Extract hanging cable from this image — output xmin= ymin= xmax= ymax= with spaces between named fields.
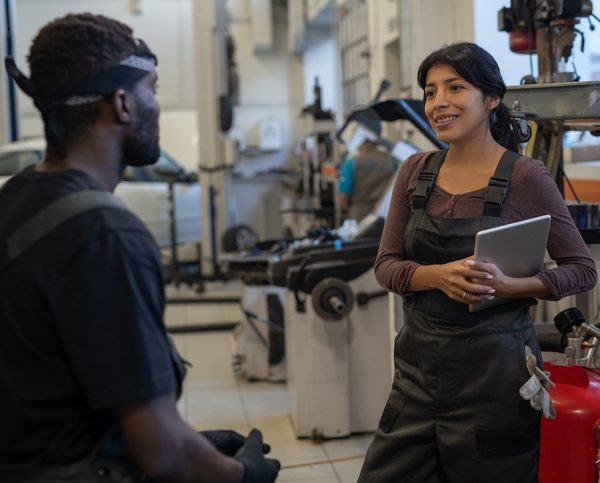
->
xmin=563 ymin=171 xmax=581 ymax=204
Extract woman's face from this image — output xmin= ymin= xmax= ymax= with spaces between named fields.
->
xmin=423 ymin=63 xmax=498 ymax=146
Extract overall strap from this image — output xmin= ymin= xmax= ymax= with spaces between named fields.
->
xmin=411 ymin=149 xmax=447 ymax=211
xmin=482 ymin=150 xmax=521 ymax=217
xmin=5 ymin=190 xmax=129 ymax=264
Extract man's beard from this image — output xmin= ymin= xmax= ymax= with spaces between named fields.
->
xmin=122 ymin=103 xmax=160 ymax=167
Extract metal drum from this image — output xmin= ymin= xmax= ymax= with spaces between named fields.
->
xmin=539 ymin=364 xmax=600 ymax=483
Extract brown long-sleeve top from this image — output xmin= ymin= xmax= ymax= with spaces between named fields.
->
xmin=374 ymin=151 xmax=597 ymax=300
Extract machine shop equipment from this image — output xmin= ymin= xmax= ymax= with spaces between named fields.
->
xmin=226 ymin=232 xmax=376 ymax=383
xmin=336 ymin=95 xmax=444 ymax=155
xmin=536 ymin=307 xmax=600 ymax=483
xmin=281 ymin=79 xmax=443 ymax=238
xmin=226 ymin=233 xmax=341 ymax=382
xmin=280 ymin=239 xmax=396 ymax=438
xmin=499 ymin=6 xmax=600 ymax=478
xmin=260 ymin=116 xmax=426 ymax=437
xmin=281 ymin=78 xmax=337 ymax=236
xmin=499 ymin=0 xmax=600 ymax=196
xmin=499 ymin=0 xmax=596 ymax=84
xmin=233 ymin=285 xmax=286 ymax=382
xmin=504 ymin=81 xmax=600 ymax=197
xmin=224 ymin=96 xmax=439 ymax=391
xmin=499 ymin=0 xmax=600 ymax=330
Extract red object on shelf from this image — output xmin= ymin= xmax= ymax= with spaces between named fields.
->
xmin=509 ymin=30 xmax=537 ymax=53
xmin=539 ymin=363 xmax=600 ymax=483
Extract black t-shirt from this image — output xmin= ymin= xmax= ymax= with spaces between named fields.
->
xmin=0 ymin=166 xmax=180 ymax=465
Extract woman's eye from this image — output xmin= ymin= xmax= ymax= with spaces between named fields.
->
xmin=450 ymin=84 xmax=463 ymax=92
xmin=424 ymin=90 xmax=435 ymax=98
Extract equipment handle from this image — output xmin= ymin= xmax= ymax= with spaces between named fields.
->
xmin=537 ymin=333 xmax=567 ymax=353
xmin=327 ymin=295 xmax=346 ymax=314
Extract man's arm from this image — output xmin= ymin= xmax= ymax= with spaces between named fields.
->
xmin=338 ymin=158 xmax=354 ymax=216
xmin=118 ymin=392 xmax=245 ymax=483
xmin=339 ymin=192 xmax=351 ymax=215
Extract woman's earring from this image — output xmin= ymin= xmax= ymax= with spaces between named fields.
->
xmin=490 ymin=109 xmax=498 ymax=125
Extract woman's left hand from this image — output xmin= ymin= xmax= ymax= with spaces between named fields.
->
xmin=466 ymin=259 xmax=514 ymax=298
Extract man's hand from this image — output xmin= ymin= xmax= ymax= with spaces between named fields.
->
xmin=234 ymin=429 xmax=280 ymax=483
xmin=200 ymin=430 xmax=270 ymax=457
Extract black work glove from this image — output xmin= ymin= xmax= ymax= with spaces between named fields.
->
xmin=234 ymin=428 xmax=280 ymax=483
xmin=200 ymin=430 xmax=271 ymax=457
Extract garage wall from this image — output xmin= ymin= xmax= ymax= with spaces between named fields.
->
xmin=302 ymin=26 xmax=340 ymax=116
xmin=12 ymin=0 xmax=196 ymax=139
xmin=366 ymin=0 xmax=402 ymax=100
xmin=8 ymin=0 xmax=304 ymax=176
xmin=405 ymin=0 xmax=475 ymax=98
xmin=226 ymin=0 xmax=305 ymax=178
xmin=352 ymin=0 xmax=474 ymax=149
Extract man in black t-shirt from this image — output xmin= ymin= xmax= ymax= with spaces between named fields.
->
xmin=0 ymin=13 xmax=279 ymax=483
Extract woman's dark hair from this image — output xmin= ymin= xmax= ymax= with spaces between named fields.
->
xmin=417 ymin=42 xmax=520 ymax=152
xmin=27 ymin=13 xmax=138 ymax=153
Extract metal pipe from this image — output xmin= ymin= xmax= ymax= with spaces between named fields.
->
xmin=583 ymin=323 xmax=600 ymax=339
xmin=3 ymin=0 xmax=18 ymax=140
xmin=328 ymin=295 xmax=346 ymax=314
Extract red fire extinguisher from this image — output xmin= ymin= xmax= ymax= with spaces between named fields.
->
xmin=538 ymin=308 xmax=600 ymax=483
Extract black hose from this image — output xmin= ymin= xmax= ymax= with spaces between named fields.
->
xmin=537 ymin=332 xmax=568 ymax=353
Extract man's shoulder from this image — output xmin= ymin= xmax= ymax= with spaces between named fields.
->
xmin=2 ymin=173 xmax=155 ymax=265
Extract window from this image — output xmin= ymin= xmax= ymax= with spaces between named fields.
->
xmin=0 ymin=150 xmax=42 ymax=176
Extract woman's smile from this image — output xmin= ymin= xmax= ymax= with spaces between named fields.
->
xmin=424 ymin=63 xmax=495 ymax=144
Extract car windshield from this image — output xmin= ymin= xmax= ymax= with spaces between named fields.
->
xmin=123 ymin=152 xmax=197 ymax=183
xmin=0 ymin=145 xmax=196 ymax=183
xmin=0 ymin=150 xmax=43 ymax=176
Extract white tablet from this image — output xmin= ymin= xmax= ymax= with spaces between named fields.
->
xmin=469 ymin=215 xmax=551 ymax=313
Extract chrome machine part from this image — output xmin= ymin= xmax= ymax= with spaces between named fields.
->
xmin=499 ymin=0 xmax=594 ymax=84
xmin=582 ymin=323 xmax=600 ymax=367
xmin=553 ymin=307 xmax=600 ymax=368
xmin=311 ymin=277 xmax=354 ymax=322
xmin=499 ymin=0 xmax=598 ymax=193
xmin=509 ymin=101 xmax=533 ymax=143
xmin=504 ymin=81 xmax=600 ymax=186
xmin=565 ymin=335 xmax=587 ymax=364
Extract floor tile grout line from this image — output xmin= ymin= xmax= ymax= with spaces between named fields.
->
xmin=281 ymin=453 xmax=365 ymax=469
xmin=167 ymin=304 xmax=365 ymax=481
xmin=320 ymin=443 xmax=342 ymax=482
xmin=229 ymin=332 xmax=253 ymax=432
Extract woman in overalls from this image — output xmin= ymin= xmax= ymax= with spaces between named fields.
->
xmin=358 ymin=43 xmax=597 ymax=483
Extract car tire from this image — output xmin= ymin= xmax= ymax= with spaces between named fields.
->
xmin=221 ymin=224 xmax=259 ymax=253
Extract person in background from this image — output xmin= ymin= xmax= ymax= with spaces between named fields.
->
xmin=358 ymin=42 xmax=596 ymax=483
xmin=338 ymin=137 xmax=397 ymax=221
xmin=0 ymin=13 xmax=279 ymax=483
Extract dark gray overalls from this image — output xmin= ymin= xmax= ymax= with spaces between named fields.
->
xmin=358 ymin=150 xmax=542 ymax=483
xmin=0 ymin=191 xmax=187 ymax=483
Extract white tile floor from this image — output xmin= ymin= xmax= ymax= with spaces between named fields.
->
xmin=167 ymin=283 xmax=373 ymax=483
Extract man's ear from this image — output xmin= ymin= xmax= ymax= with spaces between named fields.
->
xmin=112 ymin=89 xmax=133 ymax=124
